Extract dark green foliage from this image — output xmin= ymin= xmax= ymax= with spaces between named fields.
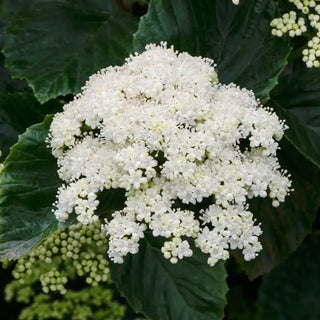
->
xmin=271 ymin=61 xmax=320 ymax=169
xmin=258 ymin=233 xmax=320 ymax=320
xmin=0 ymin=0 xmax=34 ymax=22
xmin=0 ymin=116 xmax=61 ymax=260
xmin=3 ymin=0 xmax=139 ymax=102
xmin=111 ymin=233 xmax=228 ymax=320
xmin=0 ymin=0 xmax=319 ymax=319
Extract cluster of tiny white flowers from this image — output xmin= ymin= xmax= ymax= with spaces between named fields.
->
xmin=232 ymin=0 xmax=240 ymax=5
xmin=270 ymin=0 xmax=320 ymax=68
xmin=48 ymin=43 xmax=291 ymax=267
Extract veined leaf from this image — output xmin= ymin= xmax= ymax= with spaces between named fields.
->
xmin=258 ymin=232 xmax=320 ymax=319
xmin=111 ymin=233 xmax=228 ymax=320
xmin=3 ymin=0 xmax=139 ymax=102
xmin=0 ymin=115 xmax=60 ymax=260
xmin=271 ymin=61 xmax=320 ymax=169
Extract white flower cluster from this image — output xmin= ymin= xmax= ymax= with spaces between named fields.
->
xmin=48 ymin=43 xmax=291 ymax=267
xmin=270 ymin=0 xmax=320 ymax=68
xmin=232 ymin=0 xmax=240 ymax=5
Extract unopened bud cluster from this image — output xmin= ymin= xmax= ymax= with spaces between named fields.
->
xmin=12 ymin=222 xmax=109 ymax=294
xmin=271 ymin=11 xmax=306 ymax=37
xmin=48 ymin=43 xmax=291 ymax=267
xmin=270 ymin=0 xmax=320 ymax=68
xmin=302 ymin=36 xmax=320 ymax=67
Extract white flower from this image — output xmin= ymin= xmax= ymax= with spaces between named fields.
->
xmin=161 ymin=238 xmax=193 ymax=264
xmin=48 ymin=43 xmax=291 ymax=266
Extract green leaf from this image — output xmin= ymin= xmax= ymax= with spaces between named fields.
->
xmin=0 ymin=92 xmax=48 ymax=160
xmin=234 ymin=139 xmax=320 ymax=279
xmin=0 ymin=115 xmax=61 ymax=261
xmin=3 ymin=0 xmax=139 ymax=102
xmin=110 ymin=233 xmax=228 ymax=320
xmin=271 ymin=61 xmax=320 ymax=169
xmin=258 ymin=232 xmax=320 ymax=319
xmin=133 ymin=0 xmax=290 ymax=100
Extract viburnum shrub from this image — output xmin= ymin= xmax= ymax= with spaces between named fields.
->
xmin=47 ymin=43 xmax=291 ymax=266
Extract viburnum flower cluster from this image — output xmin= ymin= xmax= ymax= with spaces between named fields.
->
xmin=48 ymin=43 xmax=291 ymax=267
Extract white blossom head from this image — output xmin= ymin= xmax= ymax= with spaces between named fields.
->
xmin=48 ymin=43 xmax=291 ymax=267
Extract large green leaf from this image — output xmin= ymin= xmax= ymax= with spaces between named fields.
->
xmin=110 ymin=233 xmax=228 ymax=320
xmin=234 ymin=139 xmax=320 ymax=279
xmin=271 ymin=61 xmax=320 ymax=169
xmin=258 ymin=232 xmax=320 ymax=320
xmin=0 ymin=115 xmax=61 ymax=260
xmin=133 ymin=0 xmax=290 ymax=100
xmin=3 ymin=0 xmax=139 ymax=102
